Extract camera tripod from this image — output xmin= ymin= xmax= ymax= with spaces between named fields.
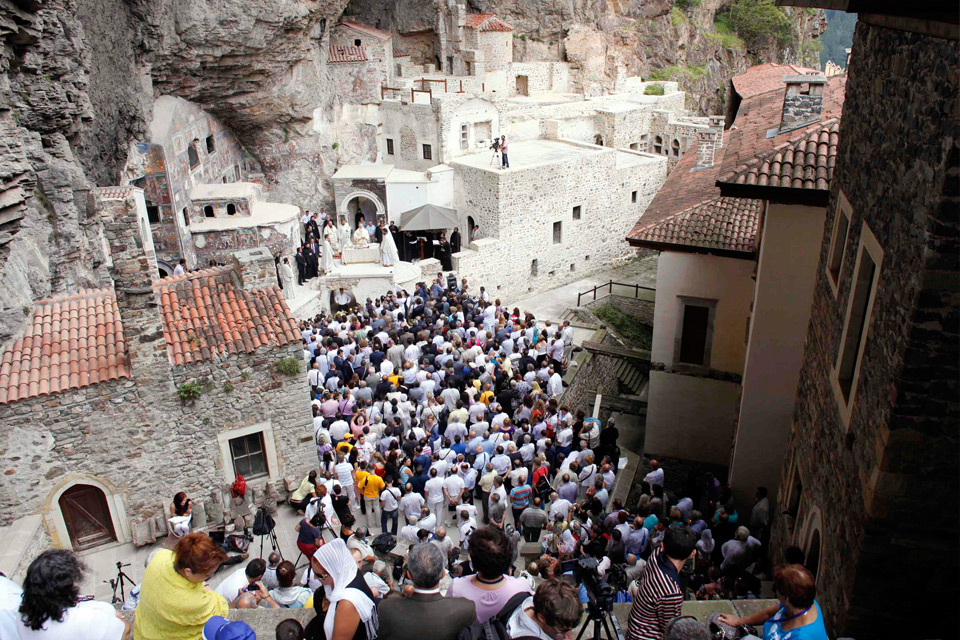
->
xmin=258 ymin=527 xmax=283 ymax=560
xmin=575 ymin=601 xmax=623 ymax=640
xmin=104 ymin=561 xmax=136 ymax=605
xmin=489 ymin=148 xmax=502 ymax=169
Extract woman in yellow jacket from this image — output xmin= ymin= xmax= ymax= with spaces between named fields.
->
xmin=133 ymin=533 xmax=229 ymax=640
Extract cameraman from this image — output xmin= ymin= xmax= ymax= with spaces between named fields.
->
xmin=625 ymin=526 xmax=697 ymax=640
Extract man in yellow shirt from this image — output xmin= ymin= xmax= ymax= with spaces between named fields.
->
xmin=358 ymin=461 xmax=385 ymax=528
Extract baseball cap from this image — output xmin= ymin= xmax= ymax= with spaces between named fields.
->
xmin=203 ymin=616 xmax=256 ymax=640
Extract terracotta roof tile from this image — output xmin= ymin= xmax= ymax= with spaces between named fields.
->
xmin=329 ymin=45 xmax=367 ymax=63
xmin=464 ymin=13 xmax=514 ymax=32
xmin=731 ymin=63 xmax=820 ymax=99
xmin=721 ymin=119 xmax=840 ymax=191
xmin=629 ymin=197 xmax=763 ymax=255
xmin=153 ymin=266 xmax=301 ymax=365
xmin=0 ymin=289 xmax=131 ymax=405
xmin=337 ymin=20 xmax=392 ymax=41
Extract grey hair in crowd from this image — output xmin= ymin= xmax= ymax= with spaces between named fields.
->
xmin=663 ymin=617 xmax=710 ymax=640
xmin=406 ymin=541 xmax=446 ymax=588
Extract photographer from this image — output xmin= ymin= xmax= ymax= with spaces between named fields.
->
xmin=214 ymin=558 xmax=268 ymax=602
xmin=169 ymin=492 xmax=192 ymax=538
xmin=625 ymin=526 xmax=697 ymax=640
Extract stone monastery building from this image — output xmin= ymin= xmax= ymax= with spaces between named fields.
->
xmin=0 ymin=190 xmax=313 ymax=551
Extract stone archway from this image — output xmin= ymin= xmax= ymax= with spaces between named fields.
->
xmin=43 ymin=474 xmax=131 ymax=550
xmin=338 ymin=190 xmax=385 ymax=230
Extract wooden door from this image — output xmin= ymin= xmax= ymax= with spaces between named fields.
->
xmin=516 ymin=75 xmax=529 ymax=96
xmin=59 ymin=485 xmax=116 ymax=550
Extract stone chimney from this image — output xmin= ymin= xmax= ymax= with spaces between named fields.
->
xmin=97 ymin=194 xmax=171 ymax=390
xmin=780 ymin=74 xmax=827 ymax=133
xmin=230 ymin=247 xmax=278 ymax=291
xmin=695 ymin=127 xmax=721 ymax=169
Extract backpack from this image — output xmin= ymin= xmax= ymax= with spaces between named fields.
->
xmin=371 ymin=532 xmax=397 ymax=554
xmin=455 ymin=591 xmax=533 ymax=640
xmin=252 ymin=507 xmax=275 ymax=536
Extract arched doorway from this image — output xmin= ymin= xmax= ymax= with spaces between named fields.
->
xmin=157 ymin=261 xmax=173 ymax=279
xmin=348 ymin=196 xmax=379 ymax=230
xmin=805 ymin=529 xmax=821 ymax=579
xmin=58 ymin=484 xmax=117 ymax=550
xmin=467 ymin=216 xmax=477 ymax=242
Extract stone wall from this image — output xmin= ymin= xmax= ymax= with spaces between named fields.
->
xmin=382 ymin=101 xmax=441 ymax=171
xmin=771 ymin=19 xmax=959 ymax=639
xmin=451 ymin=140 xmax=666 ymax=296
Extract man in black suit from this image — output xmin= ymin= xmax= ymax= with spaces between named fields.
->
xmin=450 ymin=226 xmax=461 ymax=254
xmin=378 ymin=542 xmax=476 ymax=640
xmin=295 ymin=247 xmax=306 ymax=285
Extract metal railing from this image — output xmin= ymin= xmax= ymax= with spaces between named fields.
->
xmin=577 ymin=280 xmax=655 ymax=307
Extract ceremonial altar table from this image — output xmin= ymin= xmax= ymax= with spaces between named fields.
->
xmin=342 ymin=243 xmax=380 ymax=264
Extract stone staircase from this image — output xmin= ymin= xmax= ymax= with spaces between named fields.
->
xmin=616 ymin=358 xmax=647 ymax=396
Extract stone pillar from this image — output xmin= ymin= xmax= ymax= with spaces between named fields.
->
xmin=231 ymin=247 xmax=278 ymax=291
xmin=98 ymin=195 xmax=172 ymax=391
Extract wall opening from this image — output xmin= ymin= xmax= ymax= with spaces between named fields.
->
xmin=147 ymin=205 xmax=160 ymax=224
xmin=347 ymin=195 xmax=380 ymax=229
xmin=422 ymin=144 xmax=432 ymax=160
xmin=515 ymin=75 xmax=529 ymax=96
xmin=188 ymin=142 xmax=200 ymax=169
xmin=227 ymin=203 xmax=237 ymax=216
xmin=229 ymin=432 xmax=269 ymax=479
xmin=553 ymin=221 xmax=562 ymax=244
xmin=206 ymin=135 xmax=216 ymax=153
xmin=182 ymin=208 xmax=189 ymax=227
xmin=671 ymin=138 xmax=681 ymax=157
xmin=386 ymin=138 xmax=395 ymax=155
xmin=805 ymin=529 xmax=821 ymax=579
xmin=632 ymin=191 xmax=638 ymax=203
xmin=531 ymin=259 xmax=538 ymax=276
xmin=58 ymin=484 xmax=117 ymax=551
xmin=654 ymin=135 xmax=663 ymax=154
xmin=572 ymin=205 xmax=581 ymax=220
xmin=203 ymin=205 xmax=214 ymax=218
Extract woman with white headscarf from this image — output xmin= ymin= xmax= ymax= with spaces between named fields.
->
xmin=309 ymin=538 xmax=378 ymax=640
xmin=696 ymin=528 xmax=715 ymax=557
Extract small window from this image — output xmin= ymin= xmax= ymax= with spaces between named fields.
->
xmin=146 ymin=205 xmax=160 ymax=224
xmin=203 ymin=205 xmax=214 ymax=218
xmin=833 ymin=224 xmax=883 ymax=412
xmin=675 ymin=299 xmax=716 ymax=367
xmin=531 ymin=259 xmax=538 ymax=276
xmin=187 ymin=143 xmax=200 ymax=169
xmin=206 ymin=135 xmax=215 ymax=153
xmin=227 ymin=203 xmax=236 ymax=215
xmin=671 ymin=138 xmax=681 ymax=157
xmin=553 ymin=221 xmax=562 ymax=244
xmin=640 ymin=134 xmax=649 ymax=151
xmin=422 ymin=144 xmax=432 ymax=160
xmin=396 ymin=64 xmax=403 ymax=77
xmin=654 ymin=135 xmax=663 ymax=154
xmin=460 ymin=123 xmax=469 ymax=150
xmin=386 ymin=138 xmax=395 ymax=155
xmin=181 ymin=208 xmax=189 ymax=227
xmin=229 ymin=432 xmax=268 ymax=478
xmin=629 ymin=142 xmax=639 ymax=151
xmin=570 ymin=263 xmax=575 ymax=272
xmin=354 ymin=38 xmax=361 ymax=47
xmin=827 ymin=191 xmax=852 ymax=292
xmin=631 ymin=191 xmax=638 ymax=203
xmin=572 ymin=205 xmax=581 ymax=221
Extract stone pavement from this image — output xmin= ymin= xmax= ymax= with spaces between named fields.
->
xmin=505 ymin=253 xmax=658 ymax=325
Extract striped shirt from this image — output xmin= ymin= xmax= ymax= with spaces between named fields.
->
xmin=509 ymin=484 xmax=533 ymax=509
xmin=626 ymin=550 xmax=683 ymax=640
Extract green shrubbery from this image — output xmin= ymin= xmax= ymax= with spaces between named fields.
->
xmin=722 ymin=0 xmax=793 ymax=49
xmin=644 ymin=84 xmax=665 ymax=96
xmin=649 ymin=65 xmax=707 ymax=82
xmin=276 ymin=357 xmax=301 ymax=377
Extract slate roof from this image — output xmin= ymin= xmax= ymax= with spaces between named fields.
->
xmin=329 ymin=45 xmax=367 ymax=63
xmin=731 ymin=63 xmax=820 ymax=99
xmin=464 ymin=14 xmax=514 ymax=32
xmin=721 ymin=119 xmax=840 ymax=191
xmin=337 ymin=21 xmax=392 ymax=41
xmin=154 ymin=267 xmax=301 ymax=366
xmin=0 ymin=289 xmax=131 ymax=404
xmin=629 ymin=197 xmax=763 ymax=256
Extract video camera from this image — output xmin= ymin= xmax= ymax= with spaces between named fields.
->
xmin=490 ymin=138 xmax=501 ymax=151
xmin=574 ymin=556 xmax=615 ymax=613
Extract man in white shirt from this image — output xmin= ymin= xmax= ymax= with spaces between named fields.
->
xmin=491 ymin=446 xmax=511 ymax=476
xmin=442 ymin=469 xmax=465 ymax=525
xmin=399 ymin=483 xmax=425 ymax=524
xmin=546 ymin=367 xmax=564 ymax=398
xmin=329 ymin=417 xmax=350 ymax=444
xmin=643 ymin=460 xmax=664 ymax=487
xmin=424 ymin=468 xmax=446 ymax=522
xmin=215 ymin=559 xmax=267 ymax=602
xmin=548 ymin=492 xmax=572 ymax=522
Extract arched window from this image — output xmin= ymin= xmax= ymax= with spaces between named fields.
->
xmin=671 ymin=138 xmax=681 ymax=157
xmin=182 ymin=207 xmax=189 ymax=227
xmin=227 ymin=203 xmax=236 ymax=215
xmin=204 ymin=205 xmax=214 ymax=218
xmin=187 ymin=142 xmax=200 ymax=169
xmin=654 ymin=135 xmax=663 ymax=154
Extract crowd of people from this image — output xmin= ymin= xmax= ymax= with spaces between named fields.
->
xmin=0 ymin=275 xmax=828 ymax=640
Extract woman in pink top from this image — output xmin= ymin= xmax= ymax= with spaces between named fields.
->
xmin=446 ymin=526 xmax=531 ymax=622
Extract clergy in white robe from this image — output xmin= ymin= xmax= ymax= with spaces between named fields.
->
xmin=380 ymin=225 xmax=399 ymax=266
xmin=280 ymin=259 xmax=296 ymax=300
xmin=352 ymin=224 xmax=371 ymax=247
xmin=339 ymin=219 xmax=352 ymax=254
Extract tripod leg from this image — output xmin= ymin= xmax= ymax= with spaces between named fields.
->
xmin=600 ymin=616 xmax=614 ymax=640
xmin=575 ymin=617 xmax=591 ymax=640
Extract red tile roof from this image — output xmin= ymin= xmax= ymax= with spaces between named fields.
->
xmin=721 ymin=119 xmax=840 ymax=191
xmin=97 ymin=186 xmax=140 ymax=200
xmin=154 ymin=267 xmax=301 ymax=366
xmin=730 ymin=63 xmax=820 ymax=99
xmin=464 ymin=14 xmax=514 ymax=32
xmin=0 ymin=289 xmax=131 ymax=404
xmin=337 ymin=21 xmax=392 ymax=41
xmin=629 ymin=196 xmax=763 ymax=256
xmin=329 ymin=45 xmax=367 ymax=63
